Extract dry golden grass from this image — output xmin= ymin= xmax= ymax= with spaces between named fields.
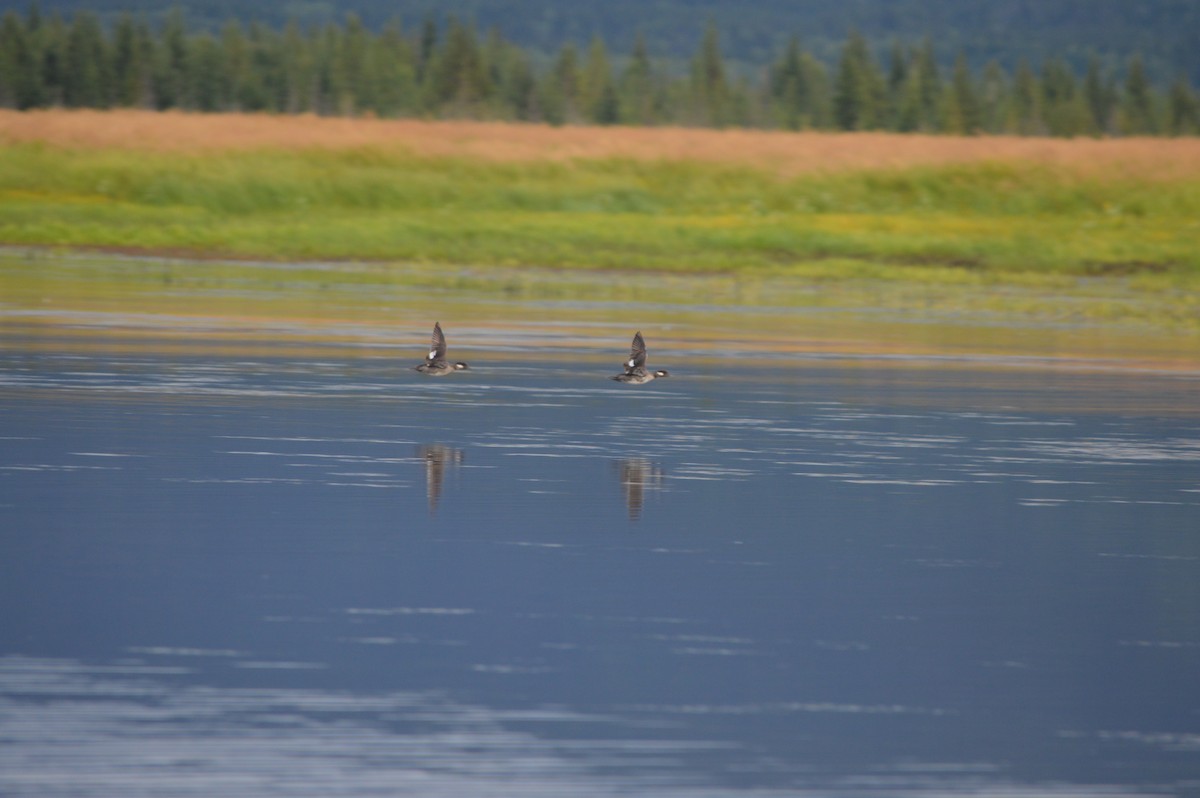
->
xmin=3 ymin=108 xmax=1200 ymax=179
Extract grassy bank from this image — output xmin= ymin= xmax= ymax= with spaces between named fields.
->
xmin=1 ymin=111 xmax=1198 ymax=282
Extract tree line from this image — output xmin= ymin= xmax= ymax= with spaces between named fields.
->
xmin=1 ymin=6 xmax=1197 ymax=136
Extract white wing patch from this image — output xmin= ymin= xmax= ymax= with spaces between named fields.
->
xmin=626 ymin=358 xmax=636 ymax=368
xmin=429 ymin=350 xmax=438 ymax=360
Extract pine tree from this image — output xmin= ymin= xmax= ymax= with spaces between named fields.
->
xmin=1120 ymin=55 xmax=1158 ymax=134
xmin=883 ymin=41 xmax=908 ymax=129
xmin=913 ymin=38 xmax=942 ymax=131
xmin=187 ymin=33 xmax=224 ymax=111
xmin=111 ymin=14 xmax=141 ymax=107
xmin=361 ymin=19 xmax=417 ymax=117
xmin=800 ymin=51 xmax=832 ymax=129
xmin=541 ymin=42 xmax=581 ymax=124
xmin=36 ymin=10 xmax=67 ymax=106
xmin=0 ymin=10 xmax=43 ymax=108
xmin=280 ymin=21 xmax=314 ymax=113
xmin=580 ymin=36 xmax=617 ymax=125
xmin=426 ymin=16 xmax=488 ymax=115
xmin=894 ymin=38 xmax=939 ymax=132
xmin=416 ymin=14 xmax=437 ymax=85
xmin=894 ymin=60 xmax=922 ymax=131
xmin=218 ymin=20 xmax=250 ymax=110
xmin=152 ymin=7 xmax=188 ymax=109
xmin=309 ymin=23 xmax=339 ymax=114
xmin=832 ymin=30 xmax=883 ymax=130
xmin=239 ymin=22 xmax=275 ymax=112
xmin=943 ymin=52 xmax=981 ymax=133
xmin=689 ymin=22 xmax=729 ymax=126
xmin=338 ymin=13 xmax=368 ymax=114
xmin=480 ymin=26 xmax=505 ymax=106
xmin=1040 ymin=58 xmax=1088 ymax=136
xmin=1009 ymin=60 xmax=1043 ymax=134
xmin=1083 ymin=55 xmax=1115 ymax=134
xmin=489 ymin=39 xmax=536 ymax=121
xmin=978 ymin=61 xmax=1008 ymax=133
xmin=62 ymin=9 xmax=109 ymax=108
xmin=770 ymin=36 xmax=811 ymax=129
xmin=619 ymin=32 xmax=656 ymax=125
xmin=1167 ymin=75 xmax=1200 ymax=135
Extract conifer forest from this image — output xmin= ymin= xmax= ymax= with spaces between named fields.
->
xmin=0 ymin=5 xmax=1197 ymax=136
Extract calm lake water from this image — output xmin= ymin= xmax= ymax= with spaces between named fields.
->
xmin=2 ymin=255 xmax=1199 ymax=796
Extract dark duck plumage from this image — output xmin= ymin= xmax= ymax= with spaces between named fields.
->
xmin=611 ymin=331 xmax=670 ymax=384
xmin=413 ymin=322 xmax=469 ymax=376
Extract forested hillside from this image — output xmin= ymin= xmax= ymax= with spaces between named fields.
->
xmin=21 ymin=0 xmax=1200 ymax=83
xmin=1 ymin=5 xmax=1197 ymax=135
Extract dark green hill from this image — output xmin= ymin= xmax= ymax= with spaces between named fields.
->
xmin=20 ymin=0 xmax=1200 ymax=82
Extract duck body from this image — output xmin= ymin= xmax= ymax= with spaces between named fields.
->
xmin=414 ymin=322 xmax=469 ymax=376
xmin=414 ymin=360 xmax=469 ymax=376
xmin=611 ymin=367 xmax=670 ymax=384
xmin=611 ymin=332 xmax=670 ymax=384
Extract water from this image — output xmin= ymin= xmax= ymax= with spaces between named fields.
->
xmin=2 ymin=264 xmax=1200 ymax=796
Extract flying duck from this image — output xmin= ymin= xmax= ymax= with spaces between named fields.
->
xmin=611 ymin=331 xmax=670 ymax=384
xmin=413 ymin=322 xmax=469 ymax=375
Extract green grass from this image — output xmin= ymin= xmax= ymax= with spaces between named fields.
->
xmin=1 ymin=142 xmax=1198 ymax=279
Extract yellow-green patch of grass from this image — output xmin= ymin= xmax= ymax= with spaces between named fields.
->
xmin=1 ymin=143 xmax=1199 ymax=278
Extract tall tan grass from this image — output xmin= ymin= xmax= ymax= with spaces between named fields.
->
xmin=3 ymin=109 xmax=1200 ymax=180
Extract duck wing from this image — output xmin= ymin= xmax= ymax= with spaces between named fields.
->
xmin=626 ymin=331 xmax=647 ymax=370
xmin=428 ymin=322 xmax=448 ymax=363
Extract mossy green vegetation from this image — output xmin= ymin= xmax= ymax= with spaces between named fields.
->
xmin=1 ymin=141 xmax=1198 ymax=287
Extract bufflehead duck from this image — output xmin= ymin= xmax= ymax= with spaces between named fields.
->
xmin=414 ymin=322 xmax=469 ymax=375
xmin=611 ymin=331 xmax=670 ymax=384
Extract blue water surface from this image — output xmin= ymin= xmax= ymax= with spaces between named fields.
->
xmin=2 ymin=344 xmax=1199 ymax=796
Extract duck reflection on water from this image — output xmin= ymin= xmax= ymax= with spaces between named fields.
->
xmin=416 ymin=444 xmax=464 ymax=514
xmin=615 ymin=458 xmax=665 ymax=521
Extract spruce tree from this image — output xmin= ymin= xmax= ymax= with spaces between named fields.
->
xmin=833 ymin=30 xmax=883 ymax=130
xmin=1010 ymin=60 xmax=1043 ymax=134
xmin=491 ymin=41 xmax=536 ymax=121
xmin=1040 ymin=58 xmax=1089 ymax=136
xmin=427 ymin=16 xmax=488 ymax=115
xmin=37 ymin=11 xmax=67 ymax=106
xmin=112 ymin=14 xmax=143 ymax=107
xmin=770 ymin=36 xmax=809 ymax=129
xmin=800 ymin=51 xmax=832 ymax=129
xmin=883 ymin=42 xmax=908 ymax=129
xmin=620 ymin=32 xmax=656 ymax=125
xmin=219 ymin=20 xmax=251 ymax=110
xmin=280 ymin=21 xmax=313 ymax=114
xmin=0 ymin=11 xmax=42 ymax=108
xmin=62 ymin=9 xmax=109 ymax=108
xmin=690 ymin=22 xmax=729 ymax=127
xmin=416 ymin=14 xmax=437 ymax=85
xmin=978 ymin=61 xmax=1008 ymax=133
xmin=187 ymin=33 xmax=223 ymax=111
xmin=544 ymin=42 xmax=580 ymax=124
xmin=1167 ymin=75 xmax=1200 ymax=135
xmin=1083 ymin=55 xmax=1115 ymax=134
xmin=1120 ymin=55 xmax=1158 ymax=134
xmin=152 ymin=7 xmax=188 ymax=109
xmin=944 ymin=52 xmax=981 ymax=133
xmin=363 ymin=19 xmax=417 ymax=117
xmin=240 ymin=22 xmax=274 ymax=112
xmin=913 ymin=38 xmax=942 ymax=131
xmin=580 ymin=36 xmax=617 ymax=125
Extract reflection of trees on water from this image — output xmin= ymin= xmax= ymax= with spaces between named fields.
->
xmin=615 ymin=459 xmax=664 ymax=521
xmin=417 ymin=444 xmax=464 ymax=515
